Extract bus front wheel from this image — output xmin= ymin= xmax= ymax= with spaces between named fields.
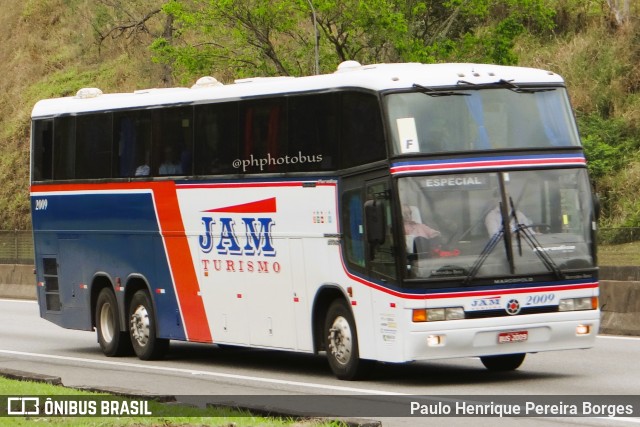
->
xmin=95 ymin=288 xmax=132 ymax=356
xmin=480 ymin=353 xmax=526 ymax=371
xmin=128 ymin=290 xmax=169 ymax=360
xmin=324 ymin=299 xmax=373 ymax=380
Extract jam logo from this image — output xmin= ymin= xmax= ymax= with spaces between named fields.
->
xmin=469 ymin=296 xmax=502 ymax=311
xmin=198 ymin=198 xmax=277 ymax=257
xmin=198 ymin=197 xmax=280 ymax=276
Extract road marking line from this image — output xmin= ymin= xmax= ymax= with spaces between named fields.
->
xmin=0 ymin=299 xmax=37 ymax=304
xmin=597 ymin=335 xmax=640 ymax=341
xmin=0 ymin=348 xmax=406 ymax=396
xmin=1 ymin=349 xmax=640 ymax=424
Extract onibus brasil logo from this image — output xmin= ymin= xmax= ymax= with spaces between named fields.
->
xmin=198 ymin=197 xmax=280 ymax=275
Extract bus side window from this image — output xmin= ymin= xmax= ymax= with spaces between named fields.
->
xmin=157 ymin=107 xmax=192 ymax=176
xmin=116 ymin=115 xmax=137 ymax=177
xmin=53 ymin=116 xmax=76 ymax=180
xmin=194 ymin=103 xmax=239 ymax=175
xmin=288 ymin=93 xmax=338 ymax=171
xmin=32 ymin=119 xmax=53 ymax=181
xmin=340 ymin=92 xmax=385 ymax=169
xmin=342 ymin=190 xmax=365 ymax=269
xmin=240 ymin=99 xmax=285 ymax=172
xmin=365 ymin=181 xmax=397 ymax=281
xmin=76 ymin=113 xmax=113 ymax=179
xmin=116 ymin=112 xmax=152 ymax=178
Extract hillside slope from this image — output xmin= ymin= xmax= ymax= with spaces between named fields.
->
xmin=1 ymin=1 xmax=639 ymax=231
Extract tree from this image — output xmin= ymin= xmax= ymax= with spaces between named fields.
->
xmin=607 ymin=0 xmax=632 ymax=26
xmin=152 ymin=0 xmax=313 ymax=80
xmin=151 ymin=0 xmax=557 ymax=82
xmin=94 ymin=0 xmax=175 ymax=85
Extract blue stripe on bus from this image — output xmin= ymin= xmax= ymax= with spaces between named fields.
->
xmin=31 ymin=192 xmax=187 ymax=340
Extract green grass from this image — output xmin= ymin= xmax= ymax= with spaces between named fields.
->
xmin=0 ymin=377 xmax=340 ymax=427
xmin=598 ymin=242 xmax=640 ymax=267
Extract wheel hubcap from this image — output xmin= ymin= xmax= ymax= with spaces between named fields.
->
xmin=130 ymin=305 xmax=150 ymax=347
xmin=328 ymin=315 xmax=352 ymax=365
xmin=99 ymin=302 xmax=114 ymax=343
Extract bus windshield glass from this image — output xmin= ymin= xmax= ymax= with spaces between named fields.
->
xmin=387 ymin=87 xmax=580 ymax=154
xmin=398 ymin=169 xmax=594 ymax=282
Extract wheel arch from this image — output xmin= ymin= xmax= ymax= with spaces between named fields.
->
xmin=123 ymin=274 xmax=155 ymax=328
xmin=311 ymin=284 xmax=350 ymax=354
xmin=90 ymin=273 xmax=115 ymax=330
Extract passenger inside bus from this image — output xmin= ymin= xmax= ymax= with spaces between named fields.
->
xmin=484 ymin=204 xmax=534 ymax=237
xmin=134 ymin=148 xmax=151 ymax=176
xmin=159 ymin=146 xmax=182 ymax=175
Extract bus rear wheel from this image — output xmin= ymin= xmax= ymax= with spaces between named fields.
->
xmin=480 ymin=353 xmax=526 ymax=371
xmin=324 ymin=299 xmax=373 ymax=380
xmin=128 ymin=290 xmax=169 ymax=360
xmin=95 ymin=288 xmax=132 ymax=356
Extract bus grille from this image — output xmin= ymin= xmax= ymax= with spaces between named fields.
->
xmin=465 ymin=305 xmax=558 ymax=319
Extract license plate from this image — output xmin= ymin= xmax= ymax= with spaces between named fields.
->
xmin=498 ymin=331 xmax=528 ymax=344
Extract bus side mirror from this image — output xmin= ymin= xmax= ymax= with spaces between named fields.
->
xmin=364 ymin=199 xmax=386 ymax=246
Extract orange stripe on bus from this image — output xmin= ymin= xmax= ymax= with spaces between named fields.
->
xmin=153 ymin=182 xmax=212 ymax=343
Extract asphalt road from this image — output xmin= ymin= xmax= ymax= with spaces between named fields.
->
xmin=1 ymin=298 xmax=639 ymax=426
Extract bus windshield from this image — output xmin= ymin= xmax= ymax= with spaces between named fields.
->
xmin=386 ymin=87 xmax=580 ymax=154
xmin=398 ymin=169 xmax=594 ymax=282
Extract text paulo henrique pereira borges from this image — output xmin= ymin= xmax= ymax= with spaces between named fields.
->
xmin=409 ymin=400 xmax=635 ymax=417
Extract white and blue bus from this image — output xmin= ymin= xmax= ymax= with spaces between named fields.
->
xmin=30 ymin=62 xmax=599 ymax=380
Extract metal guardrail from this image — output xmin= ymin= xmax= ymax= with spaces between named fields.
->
xmin=1 ymin=228 xmax=639 ymax=265
xmin=0 ymin=230 xmax=34 ymax=265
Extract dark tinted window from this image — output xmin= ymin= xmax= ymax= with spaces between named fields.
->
xmin=76 ymin=113 xmax=113 ymax=179
xmin=340 ymin=92 xmax=386 ymax=169
xmin=194 ymin=102 xmax=239 ymax=175
xmin=114 ymin=110 xmax=152 ymax=178
xmin=53 ymin=116 xmax=76 ymax=180
xmin=288 ymin=93 xmax=338 ymax=171
xmin=32 ymin=90 xmax=388 ymax=181
xmin=156 ymin=107 xmax=193 ymax=176
xmin=32 ymin=119 xmax=53 ymax=181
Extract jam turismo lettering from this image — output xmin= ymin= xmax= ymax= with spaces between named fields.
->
xmin=199 ymin=217 xmax=276 ymax=256
xmin=198 ymin=215 xmax=280 ymax=276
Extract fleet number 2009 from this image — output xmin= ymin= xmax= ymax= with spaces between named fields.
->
xmin=34 ymin=199 xmax=48 ymax=210
xmin=526 ymin=293 xmax=555 ymax=305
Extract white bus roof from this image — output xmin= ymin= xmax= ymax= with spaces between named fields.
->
xmin=31 ymin=62 xmax=564 ymax=118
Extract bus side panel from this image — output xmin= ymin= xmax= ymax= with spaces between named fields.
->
xmin=31 ymin=191 xmax=187 ymax=341
xmin=176 ymin=181 xmax=339 ymax=351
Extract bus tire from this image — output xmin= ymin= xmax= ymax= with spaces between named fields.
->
xmin=95 ymin=288 xmax=132 ymax=357
xmin=480 ymin=353 xmax=526 ymax=371
xmin=128 ymin=289 xmax=169 ymax=360
xmin=324 ymin=299 xmax=373 ymax=380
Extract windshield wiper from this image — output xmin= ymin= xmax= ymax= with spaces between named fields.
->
xmin=464 ymin=230 xmax=503 ymax=285
xmin=505 ymin=196 xmax=563 ymax=279
xmin=497 ymin=79 xmax=557 ymax=94
xmin=512 ymin=222 xmax=564 ymax=280
xmin=464 ymin=196 xmax=564 ymax=284
xmin=457 ymin=79 xmax=556 ymax=94
xmin=412 ymin=83 xmax=471 ymax=97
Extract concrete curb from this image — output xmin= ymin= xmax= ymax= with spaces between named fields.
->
xmin=0 ymin=265 xmax=36 ymax=300
xmin=599 ymin=280 xmax=640 ymax=336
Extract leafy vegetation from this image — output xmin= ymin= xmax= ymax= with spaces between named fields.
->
xmin=2 ymin=0 xmax=640 ymax=233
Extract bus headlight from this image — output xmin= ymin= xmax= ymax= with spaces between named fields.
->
xmin=559 ymin=297 xmax=598 ymax=312
xmin=412 ymin=307 xmax=465 ymax=322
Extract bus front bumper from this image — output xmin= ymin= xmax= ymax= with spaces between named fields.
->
xmin=404 ymin=310 xmax=600 ymax=362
